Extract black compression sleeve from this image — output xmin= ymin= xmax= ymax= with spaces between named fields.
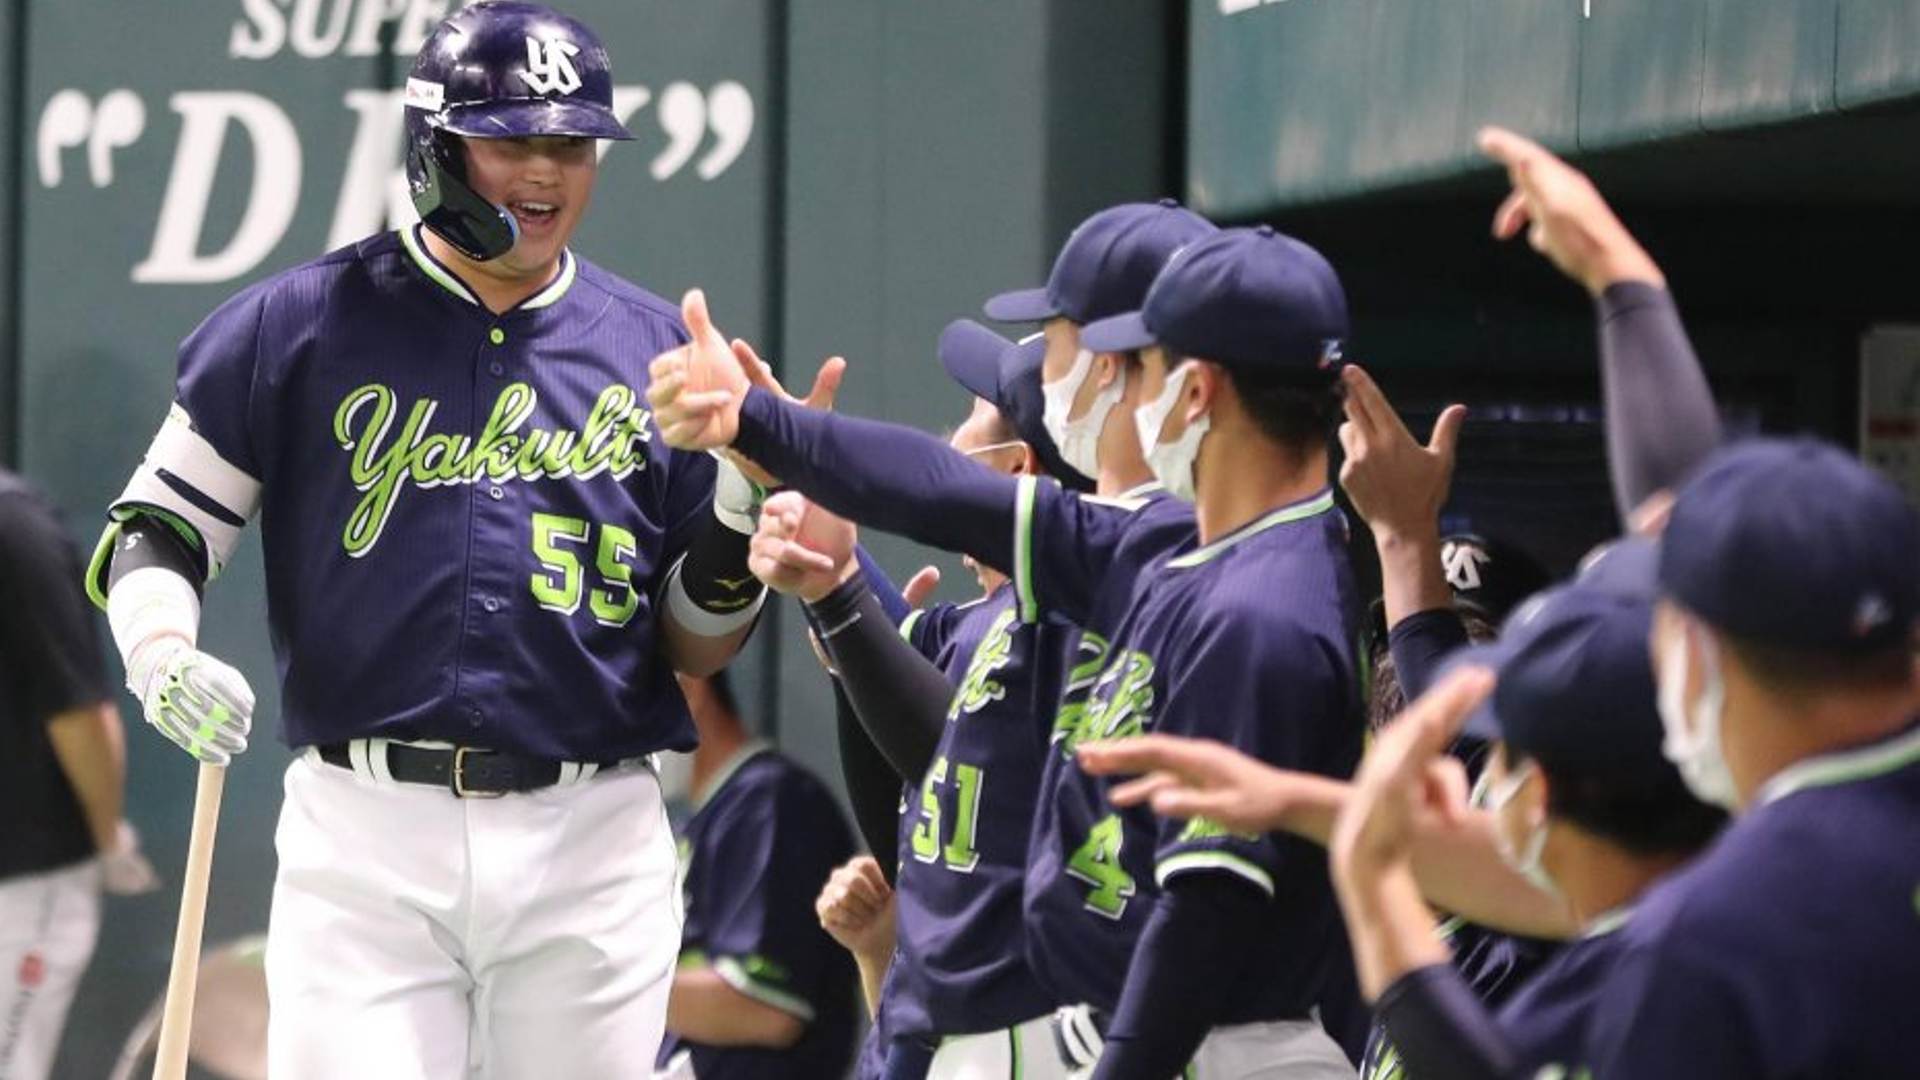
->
xmin=834 ymin=679 xmax=903 ymax=883
xmin=1375 ymin=964 xmax=1524 ymax=1080
xmin=1598 ymin=283 xmax=1722 ymax=525
xmin=1387 ymin=607 xmax=1471 ymax=702
xmin=674 ymin=513 xmax=765 ymax=618
xmin=1095 ymin=876 xmax=1269 ymax=1080
xmin=807 ymin=571 xmax=949 ymax=782
xmin=107 ymin=517 xmax=204 ymax=595
xmin=733 ymin=388 xmax=1020 ymax=572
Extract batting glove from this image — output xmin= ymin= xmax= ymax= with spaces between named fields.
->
xmin=134 ymin=642 xmax=254 ymax=766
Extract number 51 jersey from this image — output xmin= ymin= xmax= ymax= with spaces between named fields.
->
xmin=93 ymin=226 xmax=715 ymax=761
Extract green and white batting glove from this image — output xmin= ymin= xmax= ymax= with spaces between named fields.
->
xmin=711 ymin=450 xmax=774 ymax=534
xmin=131 ymin=641 xmax=254 ymax=766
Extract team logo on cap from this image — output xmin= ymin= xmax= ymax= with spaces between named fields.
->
xmin=520 ymin=36 xmax=583 ymax=96
xmin=1318 ymin=339 xmax=1345 ymax=369
xmin=1442 ymin=540 xmax=1490 ymax=592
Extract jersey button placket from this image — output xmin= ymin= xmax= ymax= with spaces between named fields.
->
xmin=463 ymin=321 xmax=516 ymax=742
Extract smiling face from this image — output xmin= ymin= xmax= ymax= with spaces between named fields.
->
xmin=457 ymin=134 xmax=599 ymax=280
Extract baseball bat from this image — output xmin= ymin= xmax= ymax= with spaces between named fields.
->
xmin=152 ymin=761 xmax=227 ymax=1080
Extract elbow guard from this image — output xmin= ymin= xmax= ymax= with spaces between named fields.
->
xmin=87 ymin=405 xmax=260 ymax=608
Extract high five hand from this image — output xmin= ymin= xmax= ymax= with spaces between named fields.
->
xmin=648 ymin=289 xmax=750 ymax=450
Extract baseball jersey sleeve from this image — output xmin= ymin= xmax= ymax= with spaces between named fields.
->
xmin=1010 ymin=476 xmax=1147 ymax=626
xmin=93 ymin=286 xmax=271 ymax=599
xmin=1584 ymin=938 xmax=1761 ymax=1078
xmin=1151 ymin=613 xmax=1346 ymax=897
xmin=697 ymin=776 xmax=852 ymax=1024
xmin=900 ymin=600 xmax=964 ymax=662
xmin=0 ymin=492 xmax=110 ymax=725
xmin=657 ymin=447 xmax=719 ymax=572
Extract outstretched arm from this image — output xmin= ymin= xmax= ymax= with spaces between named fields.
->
xmin=1478 ymin=126 xmax=1721 ymax=526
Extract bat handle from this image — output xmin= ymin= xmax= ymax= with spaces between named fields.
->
xmin=152 ymin=761 xmax=227 ymax=1080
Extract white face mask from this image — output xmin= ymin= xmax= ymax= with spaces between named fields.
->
xmin=654 ymin=749 xmax=694 ymax=806
xmin=1655 ymin=624 xmax=1739 ymax=810
xmin=1133 ymin=361 xmax=1209 ymax=502
xmin=1041 ymin=348 xmax=1123 ymax=480
xmin=1487 ymin=762 xmax=1560 ymax=897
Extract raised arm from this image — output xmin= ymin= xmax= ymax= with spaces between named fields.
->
xmin=1478 ymin=126 xmax=1722 ymax=526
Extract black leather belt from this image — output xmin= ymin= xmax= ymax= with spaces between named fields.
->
xmin=317 ymin=742 xmax=609 ymax=798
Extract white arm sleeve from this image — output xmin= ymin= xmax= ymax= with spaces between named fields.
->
xmin=109 ymin=404 xmax=262 ymax=579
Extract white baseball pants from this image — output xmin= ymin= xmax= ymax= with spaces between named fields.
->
xmin=0 ymin=860 xmax=100 ymax=1080
xmin=266 ymin=751 xmax=681 ymax=1079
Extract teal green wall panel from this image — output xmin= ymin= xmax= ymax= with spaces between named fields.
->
xmin=1188 ymin=0 xmax=1367 ymax=214
xmin=1578 ymin=0 xmax=1708 ymax=148
xmin=1351 ymin=0 xmax=1472 ymax=186
xmin=1702 ymin=0 xmax=1837 ymax=128
xmin=1838 ymin=0 xmax=1920 ymax=106
xmin=1464 ymin=0 xmax=1582 ymax=151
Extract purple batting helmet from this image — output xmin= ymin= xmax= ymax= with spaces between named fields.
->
xmin=404 ymin=2 xmax=633 ymax=261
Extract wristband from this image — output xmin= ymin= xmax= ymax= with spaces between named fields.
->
xmin=711 ymin=451 xmax=772 ymax=535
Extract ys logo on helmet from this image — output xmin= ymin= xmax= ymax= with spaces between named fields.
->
xmin=520 ymin=36 xmax=582 ymax=96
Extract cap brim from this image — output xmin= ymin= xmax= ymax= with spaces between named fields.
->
xmin=1575 ymin=536 xmax=1658 ymax=599
xmin=446 ymin=99 xmax=635 ymax=141
xmin=938 ymin=320 xmax=1013 ymax=403
xmin=983 ymin=287 xmax=1060 ymax=323
xmin=1080 ymin=311 xmax=1156 ymax=354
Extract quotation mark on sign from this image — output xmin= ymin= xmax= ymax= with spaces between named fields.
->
xmin=38 ymin=89 xmax=147 ymax=187
xmin=649 ymin=81 xmax=754 ymax=181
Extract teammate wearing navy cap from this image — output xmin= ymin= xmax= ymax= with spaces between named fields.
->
xmin=89 ymin=3 xmax=782 ymax=1073
xmin=986 ymin=200 xmax=1216 ymax=498
xmin=656 ymin=672 xmax=858 ymax=1080
xmin=753 ymin=324 xmax=1082 ymax=1078
xmin=1320 ymin=565 xmax=1725 ymax=1080
xmin=650 ymin=222 xmax=1362 ymax=1077
xmin=1582 ymin=438 xmax=1920 ymax=1078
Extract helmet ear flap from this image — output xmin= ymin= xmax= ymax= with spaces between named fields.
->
xmin=407 ymin=125 xmax=518 ymax=262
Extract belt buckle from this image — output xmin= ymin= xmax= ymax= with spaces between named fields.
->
xmin=451 ymin=746 xmax=505 ymax=799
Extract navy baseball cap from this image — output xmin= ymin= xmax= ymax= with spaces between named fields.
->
xmin=1079 ymin=225 xmax=1349 ymax=376
xmin=1452 ymin=579 xmax=1671 ymax=781
xmin=983 ymin=200 xmax=1217 ymax=326
xmin=1658 ymin=438 xmax=1919 ymax=654
xmin=937 ymin=319 xmax=1095 ymax=492
xmin=1441 ymin=533 xmax=1553 ymax=625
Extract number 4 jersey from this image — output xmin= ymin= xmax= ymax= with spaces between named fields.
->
xmin=1012 ymin=476 xmax=1364 ymax=1020
xmin=92 ymin=226 xmax=713 ymax=761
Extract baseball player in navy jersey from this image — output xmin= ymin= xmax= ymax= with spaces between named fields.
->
xmin=655 ymin=672 xmax=858 ymax=1080
xmin=648 ymin=223 xmax=1366 ymax=1077
xmin=88 ymin=4 xmax=783 ymax=1075
xmin=752 ymin=322 xmax=1085 ymax=1079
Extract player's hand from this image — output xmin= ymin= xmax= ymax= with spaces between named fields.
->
xmin=901 ymin=566 xmax=941 ymax=608
xmin=751 ymin=492 xmax=856 ymax=603
xmin=1079 ymin=734 xmax=1311 ymax=835
xmin=815 ymin=856 xmax=895 ymax=960
xmin=134 ymin=641 xmax=254 ymax=766
xmin=1331 ymin=667 xmax=1492 ymax=890
xmin=1337 ymin=366 xmax=1465 ymax=545
xmin=1478 ymin=126 xmax=1664 ymax=296
xmin=720 ymin=339 xmax=848 ymax=488
xmin=648 ymin=289 xmax=749 ymax=451
xmin=100 ymin=819 xmax=161 ymax=895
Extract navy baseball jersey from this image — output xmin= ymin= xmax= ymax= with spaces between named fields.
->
xmin=94 ymin=226 xmax=713 ymax=760
xmin=1359 ymin=918 xmax=1562 ymax=1078
xmin=1584 ymin=724 xmax=1920 ymax=1079
xmin=1013 ymin=477 xmax=1363 ymax=1018
xmin=886 ymin=584 xmax=1072 ymax=1039
xmin=658 ymin=746 xmax=860 ymax=1080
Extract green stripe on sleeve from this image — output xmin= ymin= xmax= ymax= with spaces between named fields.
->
xmin=1013 ymin=475 xmax=1039 ymax=623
